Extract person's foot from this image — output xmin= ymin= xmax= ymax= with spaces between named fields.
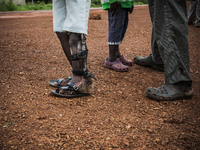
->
xmin=119 ymin=55 xmax=133 ymax=66
xmin=134 ymin=54 xmax=164 ymax=71
xmin=51 ymin=75 xmax=94 ymax=98
xmin=104 ymin=58 xmax=128 ymax=72
xmin=70 ymin=75 xmax=93 ymax=93
xmin=49 ymin=77 xmax=72 ymax=88
xmin=146 ymin=82 xmax=193 ymax=101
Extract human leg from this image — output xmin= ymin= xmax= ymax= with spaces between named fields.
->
xmin=148 ymin=0 xmax=163 ymax=64
xmin=69 ymin=33 xmax=93 ymax=87
xmin=52 ymin=33 xmax=96 ymax=97
xmin=107 ymin=8 xmax=123 ymax=62
xmin=146 ymin=0 xmax=193 ymax=101
xmin=134 ymin=24 xmax=164 ymax=71
xmin=104 ymin=8 xmax=129 ymax=71
xmin=105 ymin=8 xmax=132 ymax=71
xmin=51 ymin=0 xmax=72 ymax=87
xmin=134 ymin=0 xmax=164 ymax=71
xmin=53 ymin=0 xmax=71 ymax=62
xmin=56 ymin=32 xmax=71 ymax=66
xmin=116 ymin=8 xmax=133 ymax=66
xmin=51 ymin=0 xmax=96 ymax=98
xmin=108 ymin=8 xmax=130 ymax=60
xmin=115 ymin=8 xmax=129 ymax=58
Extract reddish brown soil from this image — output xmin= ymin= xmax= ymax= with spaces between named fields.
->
xmin=0 ymin=6 xmax=200 ymax=149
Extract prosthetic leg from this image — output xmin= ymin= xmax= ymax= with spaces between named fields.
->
xmin=51 ymin=33 xmax=96 ymax=98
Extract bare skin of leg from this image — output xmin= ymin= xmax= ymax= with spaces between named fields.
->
xmin=56 ymin=32 xmax=72 ymax=66
xmin=108 ymin=45 xmax=133 ymax=66
xmin=108 ymin=45 xmax=119 ymax=62
xmin=54 ymin=32 xmax=72 ymax=86
xmin=115 ymin=45 xmax=122 ymax=58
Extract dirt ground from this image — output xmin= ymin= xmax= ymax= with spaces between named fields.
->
xmin=0 ymin=5 xmax=200 ymax=150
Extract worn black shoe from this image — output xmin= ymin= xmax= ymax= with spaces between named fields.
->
xmin=134 ymin=54 xmax=164 ymax=72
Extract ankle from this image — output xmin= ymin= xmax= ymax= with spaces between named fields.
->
xmin=71 ymin=75 xmax=82 ymax=82
xmin=108 ymin=57 xmax=117 ymax=62
xmin=116 ymin=54 xmax=121 ymax=58
xmin=173 ymin=81 xmax=192 ymax=92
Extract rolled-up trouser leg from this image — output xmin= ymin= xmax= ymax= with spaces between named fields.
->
xmin=120 ymin=9 xmax=129 ymax=42
xmin=115 ymin=9 xmax=129 ymax=57
xmin=56 ymin=32 xmax=72 ymax=66
xmin=108 ymin=8 xmax=128 ymax=45
xmin=188 ymin=0 xmax=197 ymax=23
xmin=149 ymin=0 xmax=192 ymax=85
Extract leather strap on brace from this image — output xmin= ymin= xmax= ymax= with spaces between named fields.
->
xmin=71 ymin=49 xmax=88 ymax=60
xmin=72 ymin=70 xmax=85 ymax=76
xmin=72 ymin=69 xmax=97 ymax=80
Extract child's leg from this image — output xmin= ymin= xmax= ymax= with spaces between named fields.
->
xmin=104 ymin=8 xmax=129 ymax=72
xmin=108 ymin=8 xmax=125 ymax=62
xmin=120 ymin=9 xmax=129 ymax=44
xmin=108 ymin=45 xmax=118 ymax=62
xmin=115 ymin=9 xmax=129 ymax=58
xmin=116 ymin=9 xmax=133 ymax=66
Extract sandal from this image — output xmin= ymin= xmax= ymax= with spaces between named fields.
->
xmin=119 ymin=55 xmax=133 ymax=66
xmin=51 ymin=81 xmax=92 ymax=98
xmin=104 ymin=58 xmax=128 ymax=72
xmin=49 ymin=77 xmax=72 ymax=88
xmin=146 ymin=84 xmax=194 ymax=101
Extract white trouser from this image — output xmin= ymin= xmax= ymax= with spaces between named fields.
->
xmin=53 ymin=0 xmax=91 ymax=35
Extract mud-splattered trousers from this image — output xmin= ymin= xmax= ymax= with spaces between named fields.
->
xmin=188 ymin=0 xmax=200 ymax=25
xmin=148 ymin=0 xmax=192 ymax=85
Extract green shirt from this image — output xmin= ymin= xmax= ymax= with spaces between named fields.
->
xmin=101 ymin=0 xmax=134 ymax=10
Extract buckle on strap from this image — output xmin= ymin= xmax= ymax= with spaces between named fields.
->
xmin=67 ymin=82 xmax=79 ymax=91
xmin=71 ymin=50 xmax=88 ymax=60
xmin=84 ymin=70 xmax=97 ymax=80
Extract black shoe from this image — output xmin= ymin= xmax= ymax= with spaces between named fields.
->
xmin=134 ymin=54 xmax=164 ymax=71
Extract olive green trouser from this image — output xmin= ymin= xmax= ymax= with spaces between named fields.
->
xmin=149 ymin=0 xmax=192 ymax=85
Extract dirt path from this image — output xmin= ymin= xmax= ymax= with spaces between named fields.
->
xmin=0 ymin=6 xmax=200 ymax=149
